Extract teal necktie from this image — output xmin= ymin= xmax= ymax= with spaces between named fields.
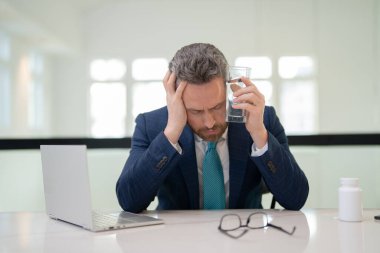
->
xmin=203 ymin=142 xmax=226 ymax=209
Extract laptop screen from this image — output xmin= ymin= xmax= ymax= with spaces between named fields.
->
xmin=41 ymin=145 xmax=93 ymax=229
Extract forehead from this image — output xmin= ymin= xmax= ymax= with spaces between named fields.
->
xmin=182 ymin=77 xmax=225 ymax=109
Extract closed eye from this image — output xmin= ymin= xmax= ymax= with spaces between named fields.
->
xmin=211 ymin=102 xmax=225 ymax=111
xmin=187 ymin=102 xmax=224 ymax=115
xmin=188 ymin=109 xmax=202 ymax=115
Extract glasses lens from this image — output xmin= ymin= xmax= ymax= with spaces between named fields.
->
xmin=247 ymin=212 xmax=268 ymax=228
xmin=220 ymin=214 xmax=241 ymax=231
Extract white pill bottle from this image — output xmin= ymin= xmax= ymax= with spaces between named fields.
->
xmin=338 ymin=178 xmax=363 ymax=222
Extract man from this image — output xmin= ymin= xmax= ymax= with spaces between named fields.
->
xmin=116 ymin=43 xmax=309 ymax=213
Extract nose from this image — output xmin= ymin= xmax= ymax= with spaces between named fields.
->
xmin=203 ymin=111 xmax=215 ymax=129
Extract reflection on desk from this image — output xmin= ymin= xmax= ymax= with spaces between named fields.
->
xmin=116 ymin=209 xmax=309 ymax=253
xmin=0 ymin=209 xmax=379 ymax=253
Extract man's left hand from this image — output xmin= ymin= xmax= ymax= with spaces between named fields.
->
xmin=231 ymin=76 xmax=268 ymax=148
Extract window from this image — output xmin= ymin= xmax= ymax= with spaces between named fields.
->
xmin=28 ymin=52 xmax=44 ymax=129
xmin=0 ymin=31 xmax=11 ymax=127
xmin=235 ymin=57 xmax=273 ymax=105
xmin=90 ymin=82 xmax=126 ymax=137
xmin=132 ymin=58 xmax=168 ymax=81
xmin=279 ymin=56 xmax=314 ymax=79
xmin=0 ymin=65 xmax=11 ymax=127
xmin=130 ymin=58 xmax=167 ymax=117
xmin=278 ymin=56 xmax=317 ymax=134
xmin=90 ymin=59 xmax=126 ymax=81
xmin=280 ymin=80 xmax=316 ymax=133
xmin=235 ymin=56 xmax=272 ymax=79
xmin=132 ymin=82 xmax=166 ymax=119
xmin=235 ymin=55 xmax=317 ymax=134
xmin=0 ymin=31 xmax=10 ymax=61
xmin=89 ymin=59 xmax=127 ymax=137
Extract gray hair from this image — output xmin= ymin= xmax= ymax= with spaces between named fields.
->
xmin=169 ymin=43 xmax=228 ymax=85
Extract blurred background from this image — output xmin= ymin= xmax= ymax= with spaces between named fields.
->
xmin=0 ymin=0 xmax=379 ymax=212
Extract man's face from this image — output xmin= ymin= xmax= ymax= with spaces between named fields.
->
xmin=182 ymin=77 xmax=228 ymax=142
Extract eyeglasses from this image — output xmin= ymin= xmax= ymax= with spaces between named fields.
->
xmin=218 ymin=211 xmax=296 ymax=239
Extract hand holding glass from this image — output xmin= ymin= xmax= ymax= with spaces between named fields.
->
xmin=225 ymin=66 xmax=251 ymax=123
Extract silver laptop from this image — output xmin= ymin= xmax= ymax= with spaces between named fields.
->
xmin=40 ymin=145 xmax=163 ymax=232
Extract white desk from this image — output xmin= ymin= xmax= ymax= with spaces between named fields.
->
xmin=1 ymin=209 xmax=379 ymax=253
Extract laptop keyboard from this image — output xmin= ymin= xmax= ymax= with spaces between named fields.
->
xmin=92 ymin=211 xmax=157 ymax=228
xmin=93 ymin=213 xmax=121 ymax=227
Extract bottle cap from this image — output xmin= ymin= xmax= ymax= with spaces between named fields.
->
xmin=340 ymin=177 xmax=359 ymax=187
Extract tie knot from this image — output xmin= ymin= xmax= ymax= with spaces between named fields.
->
xmin=207 ymin=142 xmax=217 ymax=149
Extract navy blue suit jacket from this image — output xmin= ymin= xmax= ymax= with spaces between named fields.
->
xmin=116 ymin=106 xmax=309 ymax=213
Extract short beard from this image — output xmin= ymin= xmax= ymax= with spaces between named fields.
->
xmin=192 ymin=122 xmax=228 ymax=142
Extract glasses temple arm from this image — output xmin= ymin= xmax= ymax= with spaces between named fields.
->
xmin=267 ymin=223 xmax=296 ymax=235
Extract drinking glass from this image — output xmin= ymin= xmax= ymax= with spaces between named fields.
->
xmin=225 ymin=66 xmax=251 ymax=123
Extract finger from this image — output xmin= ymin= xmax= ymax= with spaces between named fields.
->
xmin=236 ymin=89 xmax=265 ymax=101
xmin=240 ymin=76 xmax=253 ymax=86
xmin=241 ymin=77 xmax=261 ymax=92
xmin=233 ymin=92 xmax=265 ymax=106
xmin=163 ymin=70 xmax=170 ymax=83
xmin=163 ymin=71 xmax=177 ymax=95
xmin=233 ymin=83 xmax=263 ymax=98
xmin=239 ymin=77 xmax=263 ymax=96
xmin=168 ymin=72 xmax=177 ymax=86
xmin=176 ymin=80 xmax=188 ymax=96
xmin=232 ymin=101 xmax=263 ymax=111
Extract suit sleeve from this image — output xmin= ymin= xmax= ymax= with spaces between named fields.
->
xmin=251 ymin=106 xmax=309 ymax=210
xmin=116 ymin=113 xmax=181 ymax=213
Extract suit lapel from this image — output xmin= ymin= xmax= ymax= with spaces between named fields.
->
xmin=228 ymin=123 xmax=251 ymax=209
xmin=178 ymin=126 xmax=200 ymax=209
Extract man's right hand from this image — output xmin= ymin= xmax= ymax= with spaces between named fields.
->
xmin=163 ymin=70 xmax=188 ymax=144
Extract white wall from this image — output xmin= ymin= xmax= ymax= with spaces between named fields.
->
xmin=1 ymin=0 xmax=380 ymax=211
xmin=50 ymin=56 xmax=89 ymax=137
xmin=80 ymin=0 xmax=379 ymax=135
xmin=1 ymin=0 xmax=379 ymax=136
xmin=317 ymin=0 xmax=379 ymax=133
xmin=0 ymin=0 xmax=82 ymax=53
xmin=0 ymin=0 xmax=84 ymax=137
xmin=0 ymin=149 xmax=128 ymax=212
xmin=1 ymin=147 xmax=379 ymax=212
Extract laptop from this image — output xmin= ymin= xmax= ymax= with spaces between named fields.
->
xmin=40 ymin=145 xmax=163 ymax=232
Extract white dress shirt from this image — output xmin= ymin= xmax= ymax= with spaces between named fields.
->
xmin=168 ymin=127 xmax=268 ymax=208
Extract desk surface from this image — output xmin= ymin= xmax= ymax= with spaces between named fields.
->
xmin=1 ymin=209 xmax=379 ymax=253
